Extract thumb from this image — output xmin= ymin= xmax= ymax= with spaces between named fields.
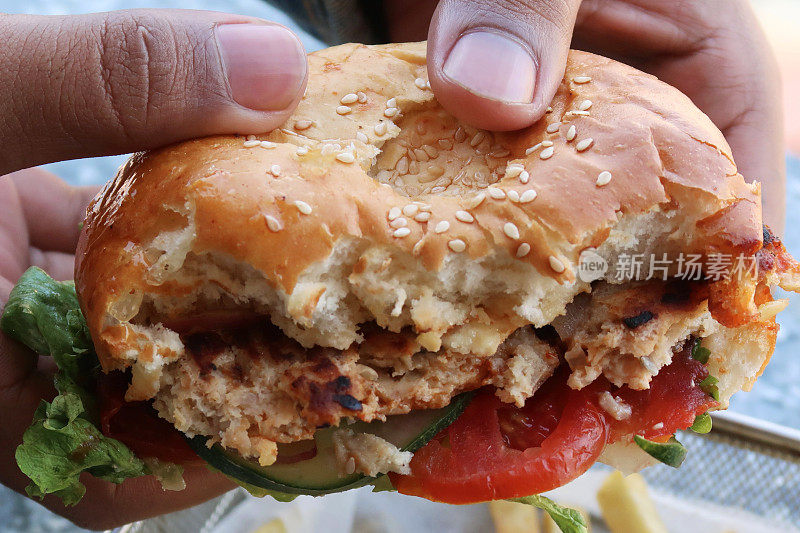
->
xmin=427 ymin=0 xmax=581 ymax=131
xmin=0 ymin=10 xmax=307 ymax=175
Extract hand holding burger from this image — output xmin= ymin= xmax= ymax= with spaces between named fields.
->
xmin=0 ymin=1 xmax=791 ymax=530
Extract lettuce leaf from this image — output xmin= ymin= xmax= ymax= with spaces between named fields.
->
xmin=1 ymin=267 xmax=94 ymax=383
xmin=511 ymin=495 xmax=588 ymax=533
xmin=1 ymin=267 xmax=155 ymax=505
xmin=15 ymin=387 xmax=148 ymax=505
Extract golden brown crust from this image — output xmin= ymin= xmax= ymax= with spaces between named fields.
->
xmin=77 ymin=42 xmax=766 ymax=371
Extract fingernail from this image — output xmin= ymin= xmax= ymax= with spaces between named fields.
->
xmin=216 ymin=23 xmax=306 ymax=111
xmin=443 ymin=31 xmax=535 ymax=104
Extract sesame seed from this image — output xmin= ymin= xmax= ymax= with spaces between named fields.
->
xmin=579 ymin=100 xmax=593 ymax=111
xmin=357 ymin=91 xmax=367 ymax=103
xmin=566 ymin=125 xmax=577 ymax=142
xmin=402 ymin=204 xmax=419 ymax=217
xmin=246 ymin=134 xmax=256 ymax=141
xmin=388 ymin=207 xmax=402 ymax=221
xmin=470 ymin=131 xmax=486 ymax=147
xmin=488 ymin=187 xmax=506 ymax=200
xmin=374 ymin=122 xmax=387 ymax=136
xmin=387 ymin=97 xmax=397 ymax=108
xmin=507 ymin=190 xmax=520 ymax=202
xmin=336 ymin=152 xmax=356 ymax=163
xmin=503 ymin=222 xmax=520 ymax=240
xmin=396 ymin=156 xmax=409 ymax=174
xmin=546 ymin=122 xmax=561 ymax=134
xmin=549 ymin=256 xmax=566 ymax=273
xmin=448 ymin=239 xmax=466 ymax=253
xmin=295 ymin=200 xmax=312 ymax=214
xmin=566 ymin=110 xmax=590 ymax=117
xmin=393 ymin=227 xmax=411 ymax=238
xmin=540 ymin=146 xmax=555 ymax=160
xmin=423 ymin=145 xmax=439 ymax=159
xmin=431 ymin=186 xmax=446 ymax=193
xmin=413 ymin=148 xmax=429 ymax=162
xmin=390 ymin=217 xmax=408 ymax=228
xmin=454 ymin=127 xmax=467 ymax=143
xmin=384 ymin=107 xmax=398 ymax=118
xmin=467 ymin=192 xmax=486 ymax=209
xmin=438 ymin=139 xmax=453 ymax=150
xmin=322 ymin=143 xmax=341 ymax=154
xmin=520 ymin=189 xmax=538 ymax=203
xmin=296 ymin=146 xmax=309 ymax=156
xmin=505 ymin=164 xmax=525 ymax=179
xmin=243 ymin=139 xmax=261 ymax=148
xmin=525 ymin=141 xmax=554 ymax=155
xmin=434 ymin=220 xmax=450 ymax=233
xmin=355 ymin=131 xmax=368 ymax=144
xmin=270 ymin=164 xmax=281 ymax=176
xmin=491 ymin=148 xmax=511 ymax=158
xmin=573 ymin=76 xmax=592 ymax=84
xmin=336 ymin=105 xmax=352 ymax=115
xmin=416 ymin=202 xmax=432 ymax=211
xmin=340 ymin=93 xmax=358 ymax=105
xmin=516 ymin=243 xmax=531 ymax=258
xmin=519 ymin=170 xmax=530 ymax=184
xmin=525 ymin=144 xmax=542 ymax=155
xmin=425 ymin=81 xmax=431 ymax=90
xmin=412 ymin=240 xmax=424 ymax=255
xmin=455 ymin=210 xmax=474 ymax=223
xmin=414 ymin=77 xmax=428 ymax=90
xmin=596 ymin=171 xmax=612 ymax=187
xmin=414 ymin=211 xmax=431 ymax=222
xmin=345 ymin=456 xmax=356 ymax=475
xmin=576 ymin=138 xmax=594 ymax=152
xmin=261 ymin=141 xmax=276 ymax=149
xmin=265 ymin=215 xmax=282 ymax=232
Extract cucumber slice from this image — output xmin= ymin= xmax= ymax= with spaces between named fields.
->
xmin=187 ymin=392 xmax=473 ymax=495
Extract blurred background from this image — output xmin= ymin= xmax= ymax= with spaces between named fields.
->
xmin=1 ymin=1 xmax=799 ymax=532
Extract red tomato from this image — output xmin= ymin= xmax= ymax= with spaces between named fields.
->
xmin=97 ymin=372 xmax=203 ymax=465
xmin=607 ymin=349 xmax=716 ymax=442
xmin=392 ymin=348 xmax=716 ymax=503
xmin=390 ymin=369 xmax=609 ymax=504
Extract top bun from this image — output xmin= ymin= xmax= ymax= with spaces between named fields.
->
xmin=75 ymin=42 xmax=768 ymax=395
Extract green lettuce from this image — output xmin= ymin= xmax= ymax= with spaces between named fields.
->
xmin=511 ymin=495 xmax=588 ymax=533
xmin=633 ymin=435 xmax=688 ymax=468
xmin=1 ymin=267 xmax=155 ymax=505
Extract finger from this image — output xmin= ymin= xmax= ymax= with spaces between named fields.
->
xmin=28 ymin=249 xmax=76 ymax=282
xmin=9 ymin=168 xmax=98 ymax=254
xmin=0 ymin=178 xmax=29 ymax=282
xmin=0 ymin=9 xmax=308 ymax=175
xmin=427 ymin=0 xmax=582 ymax=131
xmin=53 ymin=467 xmax=236 ymax=531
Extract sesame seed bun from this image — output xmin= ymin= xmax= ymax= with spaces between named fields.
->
xmin=73 ymin=43 xmax=798 ymax=457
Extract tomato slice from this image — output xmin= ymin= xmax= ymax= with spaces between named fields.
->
xmin=97 ymin=372 xmax=202 ymax=465
xmin=390 ymin=369 xmax=609 ymax=504
xmin=392 ymin=346 xmax=717 ymax=504
xmin=607 ymin=348 xmax=716 ymax=442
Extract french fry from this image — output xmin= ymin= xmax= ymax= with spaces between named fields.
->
xmin=597 ymin=471 xmax=667 ymax=533
xmin=489 ymin=499 xmax=542 ymax=533
xmin=252 ymin=517 xmax=288 ymax=533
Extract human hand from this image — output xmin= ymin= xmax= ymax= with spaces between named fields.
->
xmin=385 ymin=0 xmax=785 ymax=232
xmin=0 ymin=9 xmax=308 ymax=529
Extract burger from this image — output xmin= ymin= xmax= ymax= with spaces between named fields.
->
xmin=3 ymin=42 xmax=799 ymax=530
